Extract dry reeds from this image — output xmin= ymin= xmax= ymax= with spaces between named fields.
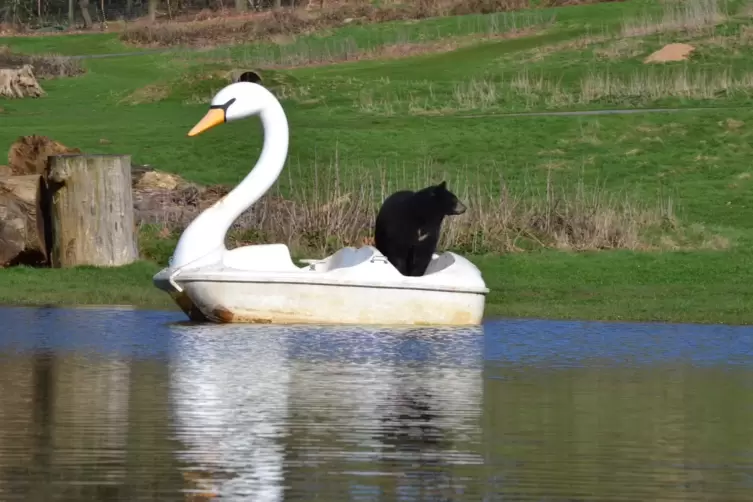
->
xmin=579 ymin=67 xmax=753 ymax=102
xmin=0 ymin=46 xmax=84 ymax=79
xmin=358 ymin=66 xmax=753 ymax=114
xmin=621 ymin=0 xmax=727 ymax=38
xmin=136 ymin=157 xmax=684 ymax=257
xmin=196 ymin=22 xmax=544 ymax=69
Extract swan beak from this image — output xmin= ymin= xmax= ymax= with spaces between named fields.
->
xmin=188 ymin=108 xmax=226 ymax=137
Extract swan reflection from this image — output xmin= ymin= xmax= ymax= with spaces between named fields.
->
xmin=168 ymin=324 xmax=485 ymax=500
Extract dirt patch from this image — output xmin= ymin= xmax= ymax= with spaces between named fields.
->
xmin=721 ymin=118 xmax=744 ymax=130
xmin=0 ymin=46 xmax=84 ymax=79
xmin=644 ymin=43 xmax=695 ymax=63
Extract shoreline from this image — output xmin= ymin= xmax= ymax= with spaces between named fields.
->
xmin=2 ymin=301 xmax=750 ymax=327
xmin=2 ymin=279 xmax=750 ymax=327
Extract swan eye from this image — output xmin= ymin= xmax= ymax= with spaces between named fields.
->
xmin=210 ymin=97 xmax=236 ymax=112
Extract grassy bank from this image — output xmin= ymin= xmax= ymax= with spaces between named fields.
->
xmin=3 ymin=248 xmax=753 ymax=324
xmin=1 ymin=0 xmax=752 ymax=324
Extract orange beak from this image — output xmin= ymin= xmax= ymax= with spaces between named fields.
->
xmin=188 ymin=108 xmax=226 ymax=137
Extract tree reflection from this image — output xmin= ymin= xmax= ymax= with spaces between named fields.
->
xmin=0 ymin=349 xmax=186 ymax=502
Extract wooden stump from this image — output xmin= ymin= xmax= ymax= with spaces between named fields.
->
xmin=47 ymin=154 xmax=138 ymax=268
xmin=0 ymin=174 xmax=48 ymax=266
xmin=0 ymin=65 xmax=45 ymax=99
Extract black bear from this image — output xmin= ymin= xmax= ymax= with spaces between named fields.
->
xmin=374 ymin=181 xmax=466 ymax=277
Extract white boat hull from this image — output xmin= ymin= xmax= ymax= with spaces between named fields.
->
xmin=157 ymin=276 xmax=486 ymax=325
xmin=154 ymin=245 xmax=489 ymax=326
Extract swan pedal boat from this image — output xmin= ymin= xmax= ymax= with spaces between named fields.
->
xmin=152 ymin=81 xmax=489 ymax=326
xmin=154 ymin=243 xmax=489 ymax=325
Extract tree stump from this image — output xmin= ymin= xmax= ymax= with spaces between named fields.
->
xmin=47 ymin=154 xmax=138 ymax=268
xmin=8 ymin=135 xmax=81 ymax=176
xmin=0 ymin=174 xmax=48 ymax=266
xmin=0 ymin=65 xmax=45 ymax=99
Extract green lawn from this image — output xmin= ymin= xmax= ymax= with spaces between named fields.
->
xmin=2 ymin=0 xmax=753 ymax=324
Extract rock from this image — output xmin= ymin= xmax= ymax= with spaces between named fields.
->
xmin=134 ymin=170 xmax=183 ymax=190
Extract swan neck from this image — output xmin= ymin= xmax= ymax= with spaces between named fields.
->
xmin=224 ymin=101 xmax=289 ymax=219
xmin=170 ymin=97 xmax=289 ymax=270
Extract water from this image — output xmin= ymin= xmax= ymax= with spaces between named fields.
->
xmin=1 ymin=306 xmax=753 ymax=501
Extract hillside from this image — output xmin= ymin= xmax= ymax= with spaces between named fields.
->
xmin=1 ymin=0 xmax=752 ymax=323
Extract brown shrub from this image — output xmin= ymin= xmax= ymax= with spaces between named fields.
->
xmin=135 ymin=162 xmax=689 ymax=258
xmin=0 ymin=46 xmax=84 ymax=79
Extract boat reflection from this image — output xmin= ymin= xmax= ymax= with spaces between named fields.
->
xmin=168 ymin=324 xmax=485 ymax=500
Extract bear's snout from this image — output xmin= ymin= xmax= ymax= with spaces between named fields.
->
xmin=452 ymin=200 xmax=467 ymax=215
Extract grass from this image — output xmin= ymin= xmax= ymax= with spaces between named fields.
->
xmin=1 ymin=0 xmax=753 ymax=324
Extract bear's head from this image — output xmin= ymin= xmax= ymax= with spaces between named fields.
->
xmin=429 ymin=180 xmax=466 ymax=216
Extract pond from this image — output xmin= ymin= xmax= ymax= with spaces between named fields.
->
xmin=1 ymin=306 xmax=753 ymax=501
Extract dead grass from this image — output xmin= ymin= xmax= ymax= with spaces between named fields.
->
xmin=133 ymin=156 xmax=721 ymax=258
xmin=510 ymin=0 xmax=729 ymax=66
xmin=697 ymin=24 xmax=753 ymax=51
xmin=0 ymin=46 xmax=84 ymax=79
xmin=118 ymin=0 xmax=620 ymax=48
xmin=198 ymin=25 xmax=544 ymax=70
xmin=359 ymin=66 xmax=753 ymax=114
xmin=578 ymin=67 xmax=753 ymax=102
xmin=119 ymin=83 xmax=171 ymax=104
xmin=621 ymin=0 xmax=727 ymax=38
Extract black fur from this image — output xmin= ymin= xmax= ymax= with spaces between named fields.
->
xmin=374 ymin=181 xmax=466 ymax=277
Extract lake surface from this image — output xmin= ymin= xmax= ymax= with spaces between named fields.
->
xmin=1 ymin=307 xmax=753 ymax=501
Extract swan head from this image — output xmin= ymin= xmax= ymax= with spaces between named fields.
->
xmin=187 ymin=82 xmax=271 ymax=137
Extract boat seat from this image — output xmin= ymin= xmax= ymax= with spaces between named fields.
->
xmin=223 ymin=244 xmax=300 ymax=272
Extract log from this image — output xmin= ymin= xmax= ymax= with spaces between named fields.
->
xmin=47 ymin=154 xmax=138 ymax=268
xmin=0 ymin=174 xmax=48 ymax=266
xmin=0 ymin=64 xmax=45 ymax=99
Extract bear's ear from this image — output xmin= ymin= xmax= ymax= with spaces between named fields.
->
xmin=437 ymin=180 xmax=447 ymax=190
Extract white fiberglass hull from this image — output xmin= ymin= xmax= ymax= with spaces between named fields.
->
xmin=154 ymin=245 xmax=489 ymax=326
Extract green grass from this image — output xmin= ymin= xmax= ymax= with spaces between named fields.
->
xmin=2 ymin=0 xmax=753 ymax=324
xmin=0 ymin=261 xmax=171 ymax=308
